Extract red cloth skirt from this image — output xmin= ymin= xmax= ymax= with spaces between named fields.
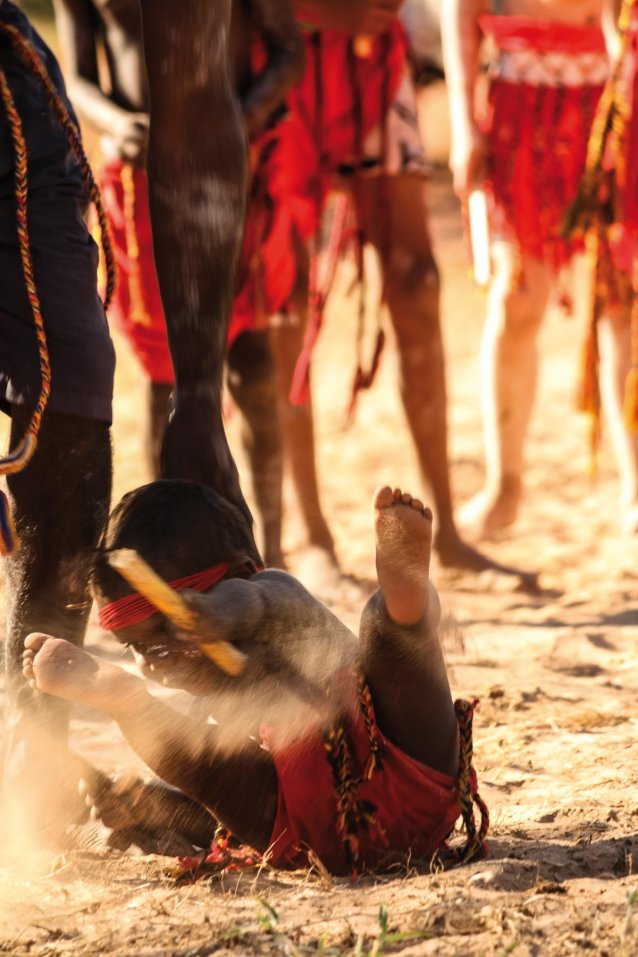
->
xmin=266 ymin=704 xmax=464 ymax=876
xmin=99 ymin=128 xmax=299 ymax=383
xmin=480 ymin=16 xmax=606 ymax=269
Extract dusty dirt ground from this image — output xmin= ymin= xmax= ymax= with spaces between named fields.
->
xmin=2 ymin=10 xmax=638 ymax=951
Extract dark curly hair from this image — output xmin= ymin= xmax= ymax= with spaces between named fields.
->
xmin=92 ymin=480 xmax=261 ymax=606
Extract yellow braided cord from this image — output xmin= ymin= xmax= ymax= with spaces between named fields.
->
xmin=0 ymin=61 xmax=48 ymax=554
xmin=357 ymin=674 xmax=385 ymax=779
xmin=449 ymin=699 xmax=489 ymax=865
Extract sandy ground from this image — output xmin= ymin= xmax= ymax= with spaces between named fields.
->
xmin=2 ymin=13 xmax=638 ymax=949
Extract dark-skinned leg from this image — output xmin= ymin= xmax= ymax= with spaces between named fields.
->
xmin=146 ymin=381 xmax=173 ymax=479
xmin=358 ymin=486 xmax=459 ymax=777
xmin=227 ymin=330 xmax=284 ymax=567
xmin=3 ymin=407 xmax=112 ymax=844
xmin=360 ymin=174 xmax=522 ymax=573
xmin=270 ymin=235 xmax=337 ymax=560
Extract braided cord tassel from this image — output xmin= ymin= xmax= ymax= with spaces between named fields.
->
xmin=357 ymin=674 xmax=385 ymax=779
xmin=3 ymin=22 xmax=116 ymax=308
xmin=452 ymin=698 xmax=489 ymax=864
xmin=0 ymin=61 xmax=47 ymax=554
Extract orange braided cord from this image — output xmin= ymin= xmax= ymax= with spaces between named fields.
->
xmin=1 ymin=21 xmax=116 ymax=308
xmin=0 ymin=67 xmax=48 ymax=452
xmin=0 ymin=61 xmax=47 ymax=553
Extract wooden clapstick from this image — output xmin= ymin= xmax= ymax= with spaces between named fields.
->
xmin=108 ymin=549 xmax=247 ymax=676
xmin=468 ymin=189 xmax=491 ymax=287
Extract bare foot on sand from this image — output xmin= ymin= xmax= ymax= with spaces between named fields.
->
xmin=374 ymin=486 xmax=433 ymax=626
xmin=22 ymin=634 xmax=145 ymax=717
xmin=458 ymin=476 xmax=523 ymax=541
xmin=621 ymin=501 xmax=638 ymax=536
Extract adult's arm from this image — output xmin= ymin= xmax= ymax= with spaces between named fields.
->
xmin=52 ymin=0 xmax=148 ymax=163
xmin=441 ymin=0 xmax=487 ymax=199
xmin=294 ymin=0 xmax=402 ymax=35
xmin=139 ymin=0 xmax=249 ymax=511
xmin=243 ymin=0 xmax=304 ymax=136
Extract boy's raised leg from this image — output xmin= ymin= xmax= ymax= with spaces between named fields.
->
xmin=359 ymin=486 xmax=459 ymax=777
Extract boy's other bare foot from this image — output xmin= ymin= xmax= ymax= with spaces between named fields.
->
xmin=374 ymin=486 xmax=433 ymax=626
xmin=458 ymin=475 xmax=523 ymax=541
xmin=22 ymin=634 xmax=145 ymax=717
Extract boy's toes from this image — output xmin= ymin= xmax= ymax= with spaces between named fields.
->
xmin=24 ymin=632 xmax=52 ymax=653
xmin=374 ymin=486 xmax=395 ymax=510
xmin=22 ymin=650 xmax=34 ymax=681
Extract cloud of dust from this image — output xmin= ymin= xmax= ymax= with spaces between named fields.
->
xmin=0 ymin=707 xmax=94 ymax=879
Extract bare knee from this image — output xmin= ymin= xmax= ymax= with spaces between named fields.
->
xmin=387 ymin=250 xmax=440 ymax=306
xmin=489 ymin=249 xmax=549 ymax=341
xmin=385 ymin=252 xmax=441 ymax=356
xmin=227 ymin=330 xmax=275 ymax=392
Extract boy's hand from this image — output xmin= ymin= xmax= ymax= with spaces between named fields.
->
xmin=114 ymin=112 xmax=150 ymax=167
xmin=450 ymin=121 xmax=488 ymax=199
xmin=296 ymin=0 xmax=401 ymax=35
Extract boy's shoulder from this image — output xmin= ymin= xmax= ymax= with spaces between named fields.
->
xmin=252 ymin=568 xmax=317 ymax=602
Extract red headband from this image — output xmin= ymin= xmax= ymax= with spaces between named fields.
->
xmin=98 ymin=560 xmax=257 ymax=633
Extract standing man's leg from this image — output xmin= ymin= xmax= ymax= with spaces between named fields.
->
xmin=4 ymin=410 xmax=112 ymax=842
xmin=459 ymin=244 xmax=550 ymax=538
xmin=360 ymin=173 xmax=512 ymax=568
xmin=0 ymin=0 xmax=115 ymax=843
xmin=227 ymin=330 xmax=284 ymax=567
xmin=270 ymin=240 xmax=338 ymax=568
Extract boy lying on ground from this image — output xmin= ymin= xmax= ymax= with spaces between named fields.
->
xmin=23 ymin=481 xmax=487 ymax=875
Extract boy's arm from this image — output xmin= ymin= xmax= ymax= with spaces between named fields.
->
xmin=242 ymin=0 xmax=304 ymax=136
xmin=441 ymin=0 xmax=487 ymax=199
xmin=293 ymin=0 xmax=401 ymax=35
xmin=100 ymin=674 xmax=278 ymax=851
xmin=139 ymin=0 xmax=249 ymax=516
xmin=52 ymin=0 xmax=148 ymax=164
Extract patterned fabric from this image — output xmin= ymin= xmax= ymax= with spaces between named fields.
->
xmin=480 ymin=15 xmax=607 ymax=269
xmin=265 ymin=692 xmax=470 ymax=876
xmin=97 ymin=123 xmax=298 ymax=383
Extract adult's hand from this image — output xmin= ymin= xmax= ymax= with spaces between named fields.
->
xmin=449 ymin=120 xmax=487 ymax=200
xmin=112 ymin=111 xmax=149 ymax=167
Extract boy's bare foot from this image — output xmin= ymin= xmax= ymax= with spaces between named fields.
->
xmin=83 ymin=774 xmax=217 ymax=855
xmin=374 ymin=486 xmax=433 ymax=626
xmin=22 ymin=634 xmax=146 ymax=717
